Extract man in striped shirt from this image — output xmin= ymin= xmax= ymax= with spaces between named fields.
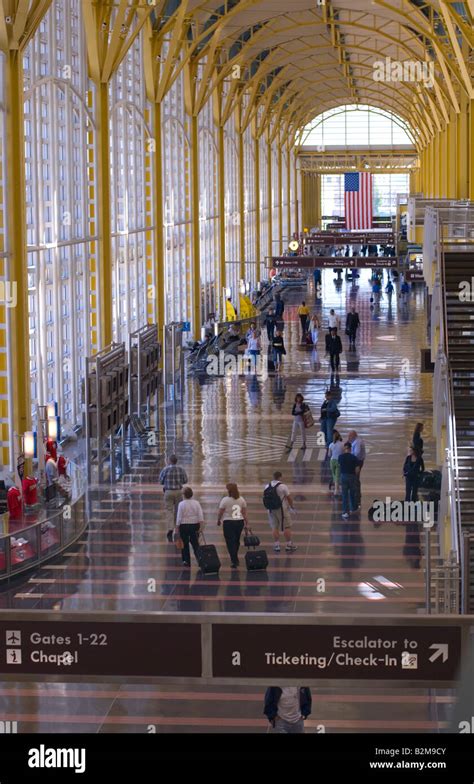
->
xmin=159 ymin=455 xmax=188 ymax=542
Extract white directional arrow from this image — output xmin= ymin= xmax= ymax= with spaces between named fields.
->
xmin=429 ymin=643 xmax=449 ymax=663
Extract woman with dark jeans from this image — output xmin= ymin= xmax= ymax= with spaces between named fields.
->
xmin=217 ymin=483 xmax=249 ymax=568
xmin=412 ymin=423 xmax=424 ymax=455
xmin=403 ymin=448 xmax=425 ymax=502
xmin=175 ymin=486 xmax=204 ymax=567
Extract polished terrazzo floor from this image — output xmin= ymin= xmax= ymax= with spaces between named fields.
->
xmin=0 ymin=270 xmax=445 ymax=732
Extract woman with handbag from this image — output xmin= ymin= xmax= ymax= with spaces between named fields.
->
xmin=320 ymin=390 xmax=340 ymax=448
xmin=175 ymin=487 xmax=204 ymax=567
xmin=217 ymin=483 xmax=249 ymax=568
xmin=286 ymin=393 xmax=310 ymax=451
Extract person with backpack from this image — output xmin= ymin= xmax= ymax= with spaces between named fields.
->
xmin=286 ymin=393 xmax=310 ymax=451
xmin=217 ymin=483 xmax=249 ymax=568
xmin=263 ymin=471 xmax=297 ymax=552
xmin=264 ymin=687 xmax=312 ymax=733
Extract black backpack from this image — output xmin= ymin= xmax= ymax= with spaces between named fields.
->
xmin=263 ymin=482 xmax=282 ymax=510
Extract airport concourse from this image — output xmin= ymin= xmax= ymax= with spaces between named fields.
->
xmin=0 ymin=0 xmax=473 ymax=773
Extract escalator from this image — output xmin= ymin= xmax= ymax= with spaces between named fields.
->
xmin=444 ymin=252 xmax=474 ymax=534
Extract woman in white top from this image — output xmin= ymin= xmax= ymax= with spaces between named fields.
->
xmin=247 ymin=330 xmax=262 ymax=371
xmin=217 ymin=483 xmax=249 ymax=568
xmin=175 ymin=486 xmax=204 ymax=567
xmin=328 ymin=430 xmax=344 ymax=495
xmin=309 ymin=314 xmax=320 ymax=346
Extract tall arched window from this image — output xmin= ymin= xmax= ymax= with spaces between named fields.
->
xmin=301 ymin=104 xmax=415 ymax=147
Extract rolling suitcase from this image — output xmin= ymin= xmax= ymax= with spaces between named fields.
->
xmin=245 ymin=549 xmax=268 ymax=571
xmin=197 ymin=533 xmax=221 ymax=575
xmin=267 ymin=357 xmax=276 ymax=373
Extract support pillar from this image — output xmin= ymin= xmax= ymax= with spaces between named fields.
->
xmin=267 ymin=126 xmax=273 ymax=261
xmin=153 ymin=101 xmax=165 ymax=332
xmin=218 ymin=124 xmax=226 ymax=319
xmin=277 ymin=137 xmax=283 ymax=254
xmin=457 ymin=95 xmax=469 ymax=199
xmin=191 ymin=114 xmax=201 ymax=338
xmin=286 ymin=141 xmax=291 ymax=240
xmin=447 ymin=114 xmax=457 ymax=198
xmin=470 ymin=99 xmax=474 ymax=201
xmin=254 ymin=129 xmax=261 ymax=282
xmin=294 ymin=153 xmax=299 ymax=234
xmin=5 ymin=50 xmax=31 ymax=443
xmin=97 ymin=82 xmax=113 ymax=347
xmin=238 ymin=120 xmax=245 ymax=282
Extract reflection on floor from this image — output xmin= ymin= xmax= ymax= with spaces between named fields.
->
xmin=0 ymin=270 xmax=442 ymax=732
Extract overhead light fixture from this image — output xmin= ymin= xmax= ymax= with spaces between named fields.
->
xmin=47 ymin=417 xmax=58 ymax=441
xmin=23 ymin=431 xmax=35 ymax=459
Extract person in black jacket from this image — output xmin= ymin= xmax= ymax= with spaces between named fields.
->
xmin=412 ymin=422 xmax=424 ymax=455
xmin=325 ymin=328 xmax=343 ymax=371
xmin=345 ymin=305 xmax=360 ymax=350
xmin=265 ymin=309 xmax=277 ymax=342
xmin=272 ymin=329 xmax=286 ymax=371
xmin=403 ymin=447 xmax=425 ymax=502
xmin=264 ymin=687 xmax=312 ymax=733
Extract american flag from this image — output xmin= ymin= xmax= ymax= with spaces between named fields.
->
xmin=344 ymin=172 xmax=373 ymax=230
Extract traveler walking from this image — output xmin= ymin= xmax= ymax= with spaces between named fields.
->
xmin=309 ymin=314 xmax=320 ymax=346
xmin=403 ymin=447 xmax=425 ymax=503
xmin=265 ymin=309 xmax=277 ymax=342
xmin=325 ymin=328 xmax=343 ymax=372
xmin=328 ymin=308 xmax=340 ymax=333
xmin=328 ymin=430 xmax=344 ymax=494
xmin=263 ymin=471 xmax=297 ymax=552
xmin=287 ymin=393 xmax=310 ymax=451
xmin=320 ymin=390 xmax=340 ymax=448
xmin=274 ymin=293 xmax=285 ymax=327
xmin=298 ymin=302 xmax=310 ymax=340
xmin=345 ymin=305 xmax=360 ymax=350
xmin=159 ymin=455 xmax=188 ymax=542
xmin=247 ymin=329 xmax=261 ymax=371
xmin=217 ymin=483 xmax=249 ymax=568
xmin=272 ymin=329 xmax=286 ymax=370
xmin=175 ymin=487 xmax=204 ymax=567
xmin=347 ymin=430 xmax=366 ymax=507
xmin=264 ymin=687 xmax=312 ymax=733
xmin=338 ymin=443 xmax=359 ymax=518
xmin=412 ymin=422 xmax=424 ymax=455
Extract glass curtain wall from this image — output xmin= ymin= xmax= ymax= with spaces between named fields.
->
xmin=198 ymin=94 xmax=219 ymax=322
xmin=243 ymin=121 xmax=256 ymax=288
xmin=23 ymin=0 xmax=95 ymax=430
xmin=162 ymin=58 xmax=192 ymax=324
xmin=0 ymin=52 xmax=11 ymax=466
xmin=223 ymin=107 xmax=240 ymax=306
xmin=281 ymin=145 xmax=289 ymax=245
xmin=110 ymin=33 xmax=155 ymax=343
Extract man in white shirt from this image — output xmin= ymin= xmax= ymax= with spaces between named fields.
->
xmin=265 ymin=471 xmax=297 ymax=553
xmin=175 ymin=487 xmax=204 ymax=567
xmin=264 ymin=687 xmax=312 ymax=733
xmin=328 ymin=309 xmax=340 ymax=333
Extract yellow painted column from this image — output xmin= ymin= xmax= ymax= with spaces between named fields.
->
xmin=277 ymin=138 xmax=283 ymax=254
xmin=218 ymin=124 xmax=226 ymax=319
xmin=429 ymin=140 xmax=435 ymax=198
xmin=5 ymin=50 xmax=31 ymax=440
xmin=153 ymin=101 xmax=165 ymax=332
xmin=254 ymin=130 xmax=261 ymax=281
xmin=286 ymin=141 xmax=291 ymax=239
xmin=447 ymin=114 xmax=457 ymax=198
xmin=470 ymin=100 xmax=474 ymax=201
xmin=238 ymin=121 xmax=245 ymax=282
xmin=267 ymin=126 xmax=273 ymax=261
xmin=294 ymin=153 xmax=299 ymax=234
xmin=97 ymin=82 xmax=113 ymax=347
xmin=191 ymin=114 xmax=201 ymax=339
xmin=457 ymin=95 xmax=469 ymax=199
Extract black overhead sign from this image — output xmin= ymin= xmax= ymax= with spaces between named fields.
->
xmin=0 ymin=621 xmax=202 ymax=677
xmin=212 ymin=624 xmax=461 ymax=681
xmin=272 ymin=256 xmax=399 ymax=269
